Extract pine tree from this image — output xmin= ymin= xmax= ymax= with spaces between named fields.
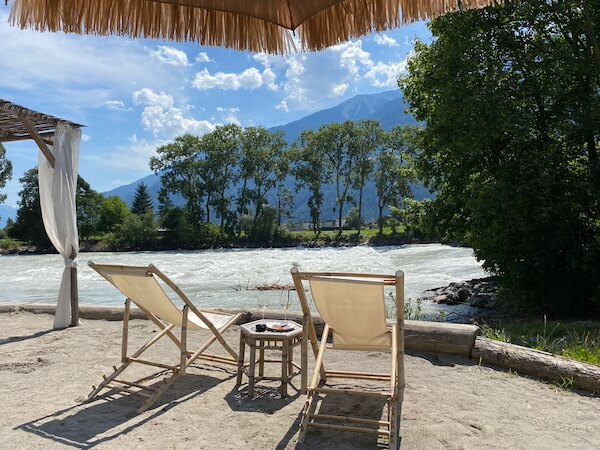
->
xmin=131 ymin=182 xmax=154 ymax=216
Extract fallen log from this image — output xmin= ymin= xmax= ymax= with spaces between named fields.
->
xmin=472 ymin=337 xmax=600 ymax=393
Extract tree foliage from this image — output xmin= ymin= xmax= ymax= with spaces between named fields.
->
xmin=7 ymin=168 xmax=106 ymax=246
xmin=0 ymin=143 xmax=12 ymax=206
xmin=400 ymin=0 xmax=600 ymax=315
xmin=131 ymin=182 xmax=154 ymax=216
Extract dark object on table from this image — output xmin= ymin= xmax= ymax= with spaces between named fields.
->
xmin=255 ymin=323 xmax=267 ymax=332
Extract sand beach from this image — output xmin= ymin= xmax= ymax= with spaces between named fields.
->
xmin=1 ymin=311 xmax=599 ymax=449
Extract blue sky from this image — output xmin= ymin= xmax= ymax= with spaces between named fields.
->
xmin=0 ymin=8 xmax=431 ymax=207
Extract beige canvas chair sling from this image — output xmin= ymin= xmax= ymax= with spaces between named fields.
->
xmin=291 ymin=268 xmax=405 ymax=449
xmin=87 ymin=262 xmax=242 ymax=412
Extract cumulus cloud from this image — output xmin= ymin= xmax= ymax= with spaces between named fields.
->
xmin=374 ymin=34 xmax=400 ymax=47
xmin=192 ymin=67 xmax=277 ymax=91
xmin=149 ymin=45 xmax=190 ymax=66
xmin=364 ymin=59 xmax=409 ymax=87
xmin=132 ymin=88 xmax=216 ymax=138
xmin=333 ymin=41 xmax=373 ymax=75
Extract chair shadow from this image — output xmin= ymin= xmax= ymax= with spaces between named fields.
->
xmin=0 ymin=328 xmax=57 ymax=346
xmin=278 ymin=387 xmax=390 ymax=449
xmin=15 ymin=373 xmax=222 ymax=449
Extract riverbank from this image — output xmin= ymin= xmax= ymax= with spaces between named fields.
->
xmin=0 ymin=231 xmax=439 ymax=255
xmin=1 ymin=311 xmax=599 ymax=449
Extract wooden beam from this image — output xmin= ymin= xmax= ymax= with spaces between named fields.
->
xmin=0 ymin=133 xmax=54 ymax=145
xmin=17 ymin=113 xmax=56 ymax=168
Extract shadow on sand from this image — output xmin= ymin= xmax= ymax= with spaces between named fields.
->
xmin=15 ymin=373 xmax=224 ymax=449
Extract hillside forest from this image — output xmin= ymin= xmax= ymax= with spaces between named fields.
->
xmin=1 ymin=0 xmax=599 ymax=317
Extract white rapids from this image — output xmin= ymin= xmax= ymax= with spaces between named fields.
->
xmin=0 ymin=244 xmax=487 ymax=318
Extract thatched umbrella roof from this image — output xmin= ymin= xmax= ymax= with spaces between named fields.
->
xmin=10 ymin=0 xmax=500 ymax=54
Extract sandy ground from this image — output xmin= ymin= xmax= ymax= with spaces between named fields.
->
xmin=0 ymin=311 xmax=599 ymax=450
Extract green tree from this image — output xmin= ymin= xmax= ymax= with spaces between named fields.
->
xmin=0 ymin=143 xmax=12 ymax=206
xmin=345 ymin=207 xmax=362 ymax=229
xmin=374 ymin=126 xmax=417 ymax=237
xmin=319 ymin=122 xmax=356 ymax=237
xmin=150 ymin=135 xmax=205 ymax=228
xmin=238 ymin=127 xmax=288 ymax=234
xmin=77 ymin=177 xmax=105 ymax=239
xmin=131 ymin=182 xmax=154 ymax=216
xmin=293 ymin=130 xmax=329 ymax=235
xmin=200 ymin=124 xmax=242 ymax=235
xmin=7 ymin=168 xmax=103 ymax=246
xmin=99 ymin=196 xmax=131 ymax=233
xmin=7 ymin=168 xmax=50 ymax=248
xmin=112 ymin=211 xmax=158 ymax=250
xmin=349 ymin=120 xmax=382 ymax=236
xmin=400 ymin=0 xmax=600 ymax=315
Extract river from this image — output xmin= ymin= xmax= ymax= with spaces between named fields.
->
xmin=0 ymin=244 xmax=487 ymax=318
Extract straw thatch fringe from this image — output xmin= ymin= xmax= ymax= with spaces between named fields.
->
xmin=10 ymin=0 xmax=502 ymax=54
xmin=10 ymin=0 xmax=296 ymax=54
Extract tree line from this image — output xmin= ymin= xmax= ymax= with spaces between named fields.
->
xmin=1 ymin=121 xmax=421 ymax=249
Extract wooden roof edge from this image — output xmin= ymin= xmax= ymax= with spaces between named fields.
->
xmin=0 ymin=99 xmax=84 ymax=129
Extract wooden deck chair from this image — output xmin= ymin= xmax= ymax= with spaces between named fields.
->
xmin=291 ymin=268 xmax=405 ymax=449
xmin=87 ymin=262 xmax=242 ymax=413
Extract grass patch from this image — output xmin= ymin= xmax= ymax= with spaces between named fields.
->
xmin=480 ymin=317 xmax=600 ymax=366
xmin=0 ymin=239 xmax=28 ymax=253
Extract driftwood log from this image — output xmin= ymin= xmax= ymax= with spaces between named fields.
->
xmin=472 ymin=337 xmax=600 ymax=393
xmin=1 ymin=304 xmax=598 ymax=393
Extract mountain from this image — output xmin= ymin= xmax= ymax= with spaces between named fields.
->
xmin=102 ymin=90 xmax=428 ymax=220
xmin=0 ymin=204 xmax=16 ymax=228
xmin=269 ymin=89 xmax=413 ymax=143
xmin=103 ymin=173 xmax=161 ymax=208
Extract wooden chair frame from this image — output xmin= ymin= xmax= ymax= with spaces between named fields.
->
xmin=291 ymin=268 xmax=405 ymax=449
xmin=87 ymin=262 xmax=242 ymax=413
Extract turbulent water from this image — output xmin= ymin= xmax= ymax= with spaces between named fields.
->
xmin=0 ymin=244 xmax=487 ymax=318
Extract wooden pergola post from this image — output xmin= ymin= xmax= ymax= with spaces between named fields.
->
xmin=0 ymin=100 xmax=83 ymax=327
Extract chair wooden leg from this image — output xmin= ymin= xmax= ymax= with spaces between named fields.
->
xmin=236 ymin=332 xmax=245 ymax=387
xmin=259 ymin=341 xmax=265 ymax=378
xmin=248 ymin=338 xmax=256 ymax=397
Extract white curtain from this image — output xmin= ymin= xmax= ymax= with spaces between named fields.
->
xmin=38 ymin=122 xmax=80 ymax=329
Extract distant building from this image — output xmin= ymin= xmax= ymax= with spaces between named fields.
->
xmin=287 ymin=222 xmax=313 ymax=232
xmin=321 ymin=218 xmax=346 ymax=230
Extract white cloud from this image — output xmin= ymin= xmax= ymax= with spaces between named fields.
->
xmin=276 ymin=101 xmax=289 ymax=112
xmin=364 ymin=59 xmax=409 ymax=88
xmin=192 ymin=67 xmax=277 ymax=91
xmin=104 ymin=100 xmax=132 ymax=111
xmin=132 ymin=88 xmax=216 ymax=138
xmin=149 ymin=45 xmax=190 ymax=66
xmin=330 ymin=83 xmax=348 ymax=98
xmin=374 ymin=34 xmax=400 ymax=47
xmin=333 ymin=41 xmax=373 ymax=75
xmin=81 ymin=134 xmax=91 ymax=142
xmin=195 ymin=52 xmax=211 ymax=63
xmin=0 ymin=12 xmax=179 ymax=104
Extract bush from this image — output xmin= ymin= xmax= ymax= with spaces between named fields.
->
xmin=112 ymin=212 xmax=158 ymax=250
